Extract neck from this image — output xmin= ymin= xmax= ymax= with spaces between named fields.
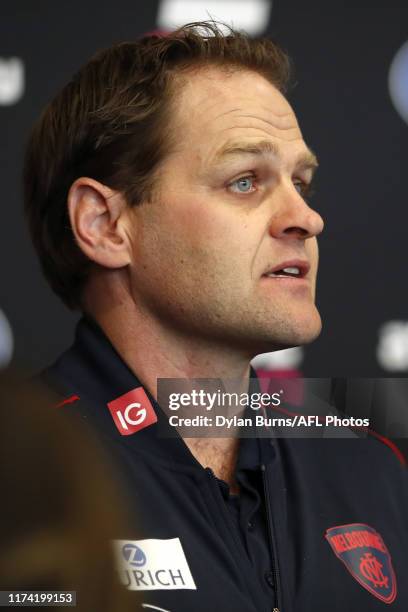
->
xmin=84 ymin=273 xmax=254 ymax=488
xmin=85 ymin=271 xmax=253 ymax=397
xmin=184 ymin=437 xmax=241 ymax=494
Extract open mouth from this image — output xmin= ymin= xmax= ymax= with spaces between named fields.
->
xmin=262 ymin=261 xmax=309 ymax=279
xmin=264 ymin=266 xmax=303 ymax=278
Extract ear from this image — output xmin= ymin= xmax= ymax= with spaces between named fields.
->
xmin=67 ymin=177 xmax=131 ymax=269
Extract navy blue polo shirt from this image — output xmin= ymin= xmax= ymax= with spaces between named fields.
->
xmin=41 ymin=317 xmax=408 ymax=612
xmin=216 ymin=435 xmax=277 ymax=601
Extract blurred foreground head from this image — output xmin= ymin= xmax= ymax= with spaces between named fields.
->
xmin=0 ymin=373 xmax=137 ymax=611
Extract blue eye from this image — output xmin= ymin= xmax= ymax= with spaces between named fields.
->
xmin=230 ymin=176 xmax=255 ymax=193
xmin=294 ymin=180 xmax=313 ymax=200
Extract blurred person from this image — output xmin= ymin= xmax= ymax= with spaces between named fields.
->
xmin=0 ymin=372 xmax=139 ymax=611
xmin=23 ymin=22 xmax=408 ymax=612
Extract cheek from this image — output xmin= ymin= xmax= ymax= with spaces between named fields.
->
xmin=176 ymin=196 xmax=229 ymax=239
xmin=134 ymin=194 xmax=255 ymax=290
xmin=164 ymin=197 xmax=244 ymax=262
xmin=132 ymin=200 xmax=223 ymax=283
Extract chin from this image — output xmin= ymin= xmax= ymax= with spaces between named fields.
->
xmin=285 ymin=309 xmax=322 ymax=347
xmin=253 ymin=307 xmax=322 ymax=353
xmin=236 ymin=318 xmax=321 ymax=360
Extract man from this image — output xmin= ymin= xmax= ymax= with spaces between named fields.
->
xmin=24 ymin=22 xmax=407 ymax=611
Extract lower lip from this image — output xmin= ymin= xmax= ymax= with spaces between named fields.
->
xmin=261 ymin=275 xmax=310 ymax=288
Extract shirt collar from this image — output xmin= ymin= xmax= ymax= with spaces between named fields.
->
xmin=50 ymin=316 xmax=275 ymax=473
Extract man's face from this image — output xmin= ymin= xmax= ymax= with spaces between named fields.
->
xmin=125 ymin=67 xmax=324 ymax=354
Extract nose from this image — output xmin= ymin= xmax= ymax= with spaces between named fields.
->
xmin=268 ymin=182 xmax=324 ymax=240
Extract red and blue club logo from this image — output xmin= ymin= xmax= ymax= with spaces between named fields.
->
xmin=325 ymin=523 xmax=397 ymax=604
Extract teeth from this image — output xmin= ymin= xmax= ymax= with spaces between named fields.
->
xmin=265 ymin=266 xmax=301 ymax=277
xmin=282 ymin=267 xmax=300 ymax=275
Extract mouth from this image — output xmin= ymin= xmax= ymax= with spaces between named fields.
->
xmin=262 ymin=260 xmax=310 ymax=280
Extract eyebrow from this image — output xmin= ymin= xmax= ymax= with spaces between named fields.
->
xmin=213 ymin=139 xmax=319 ymax=173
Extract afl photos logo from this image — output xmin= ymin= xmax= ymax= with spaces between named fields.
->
xmin=325 ymin=523 xmax=397 ymax=604
xmin=108 ymin=387 xmax=157 ymax=435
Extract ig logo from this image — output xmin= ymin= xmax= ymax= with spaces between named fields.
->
xmin=108 ymin=387 xmax=157 ymax=436
xmin=117 ymin=402 xmax=146 ymax=430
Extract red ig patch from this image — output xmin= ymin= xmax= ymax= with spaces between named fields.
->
xmin=107 ymin=387 xmax=157 ymax=436
xmin=325 ymin=523 xmax=397 ymax=604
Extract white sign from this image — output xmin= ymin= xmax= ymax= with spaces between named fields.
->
xmin=251 ymin=346 xmax=303 ymax=370
xmin=0 ymin=309 xmax=13 ymax=368
xmin=389 ymin=40 xmax=408 ymax=126
xmin=157 ymin=0 xmax=272 ymax=36
xmin=377 ymin=320 xmax=408 ymax=371
xmin=114 ymin=538 xmax=197 ymax=591
xmin=0 ymin=57 xmax=24 ymax=105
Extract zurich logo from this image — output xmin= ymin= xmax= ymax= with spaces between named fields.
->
xmin=122 ymin=543 xmax=147 ymax=567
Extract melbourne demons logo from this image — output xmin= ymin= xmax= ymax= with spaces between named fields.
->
xmin=325 ymin=523 xmax=397 ymax=604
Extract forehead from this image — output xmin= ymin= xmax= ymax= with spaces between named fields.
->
xmin=170 ymin=67 xmax=308 ymax=166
